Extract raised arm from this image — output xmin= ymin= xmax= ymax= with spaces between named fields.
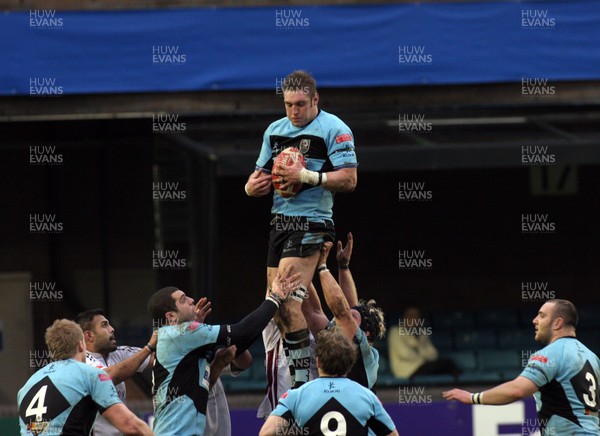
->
xmin=336 ymin=232 xmax=359 ymax=307
xmin=216 ymin=267 xmax=301 ymax=352
xmin=301 ymin=282 xmax=329 ymax=336
xmin=102 ymin=403 xmax=153 ymax=436
xmin=102 ymin=331 xmax=157 ymax=385
xmin=317 ymin=242 xmax=358 ymax=340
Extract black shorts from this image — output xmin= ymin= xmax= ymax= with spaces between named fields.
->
xmin=267 ymin=215 xmax=336 ymax=268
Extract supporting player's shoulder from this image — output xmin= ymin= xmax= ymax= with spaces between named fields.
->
xmin=85 ymin=352 xmax=106 ymax=369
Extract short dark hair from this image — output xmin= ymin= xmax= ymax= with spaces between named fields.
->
xmin=548 ymin=299 xmax=578 ymax=328
xmin=283 ymin=70 xmax=317 ymax=99
xmin=148 ymin=286 xmax=179 ymax=325
xmin=74 ymin=308 xmax=105 ymax=333
xmin=316 ymin=327 xmax=357 ymax=376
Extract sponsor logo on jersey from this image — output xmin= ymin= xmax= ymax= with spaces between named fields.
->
xmin=335 ymin=133 xmax=352 ymax=144
xmin=188 ymin=321 xmax=200 ymax=331
xmin=98 ymin=373 xmax=112 ymax=381
xmin=531 ymin=355 xmax=548 ymax=363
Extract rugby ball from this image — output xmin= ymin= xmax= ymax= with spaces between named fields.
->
xmin=272 ymin=147 xmax=306 ymax=198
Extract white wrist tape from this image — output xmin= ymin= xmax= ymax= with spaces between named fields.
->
xmin=244 ymin=183 xmax=251 ymax=196
xmin=300 ymin=168 xmax=319 ymax=186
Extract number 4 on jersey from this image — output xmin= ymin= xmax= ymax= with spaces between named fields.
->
xmin=26 ymin=385 xmax=48 ymax=421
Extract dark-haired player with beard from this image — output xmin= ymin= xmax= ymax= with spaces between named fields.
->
xmin=148 ymin=267 xmax=300 ymax=436
xmin=76 ymin=308 xmax=159 ymax=436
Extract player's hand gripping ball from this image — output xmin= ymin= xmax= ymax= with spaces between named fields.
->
xmin=272 ymin=147 xmax=306 ymax=198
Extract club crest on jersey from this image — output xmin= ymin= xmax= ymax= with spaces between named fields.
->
xmin=299 ymin=139 xmax=311 ymax=154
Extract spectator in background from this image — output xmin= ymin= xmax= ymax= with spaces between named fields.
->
xmin=388 ymin=306 xmax=460 ymax=379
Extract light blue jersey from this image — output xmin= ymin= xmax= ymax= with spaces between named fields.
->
xmin=256 ymin=109 xmax=357 ymax=221
xmin=17 ymin=359 xmax=121 ymax=435
xmin=520 ymin=337 xmax=600 ymax=435
xmin=271 ymin=377 xmax=395 ymax=435
xmin=327 ymin=322 xmax=379 ymax=390
xmin=151 ymin=321 xmax=221 ymax=436
xmin=347 ymin=328 xmax=380 ymax=390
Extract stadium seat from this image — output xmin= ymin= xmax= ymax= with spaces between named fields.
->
xmin=577 ymin=329 xmax=600 ymax=355
xmin=498 ymin=327 xmax=537 ymax=350
xmin=377 ymin=356 xmax=401 ymax=387
xmin=454 ymin=329 xmax=497 ymax=350
xmin=577 ymin=305 xmax=600 ymax=328
xmin=432 ymin=310 xmax=475 ymax=329
xmin=476 ymin=308 xmax=519 ymax=328
xmin=478 ymin=349 xmax=522 ymax=380
xmin=519 ymin=306 xmax=539 ymax=327
xmin=444 ymin=351 xmax=477 ymax=372
xmin=411 ymin=374 xmax=455 ymax=385
xmin=431 ymin=331 xmax=454 ymax=351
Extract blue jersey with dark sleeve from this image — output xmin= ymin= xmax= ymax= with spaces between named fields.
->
xmin=347 ymin=328 xmax=380 ymax=390
xmin=17 ymin=359 xmax=121 ymax=435
xmin=327 ymin=321 xmax=379 ymax=390
xmin=271 ymin=377 xmax=395 ymax=436
xmin=151 ymin=321 xmax=221 ymax=436
xmin=255 ymin=109 xmax=357 ymax=221
xmin=520 ymin=337 xmax=600 ymax=435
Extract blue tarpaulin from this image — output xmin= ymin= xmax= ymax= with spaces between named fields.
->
xmin=1 ymin=1 xmax=598 ymax=95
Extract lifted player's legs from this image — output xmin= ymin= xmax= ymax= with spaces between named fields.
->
xmin=267 ymin=251 xmax=319 ymax=388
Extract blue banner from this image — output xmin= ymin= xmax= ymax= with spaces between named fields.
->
xmin=1 ymin=1 xmax=599 ymax=95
